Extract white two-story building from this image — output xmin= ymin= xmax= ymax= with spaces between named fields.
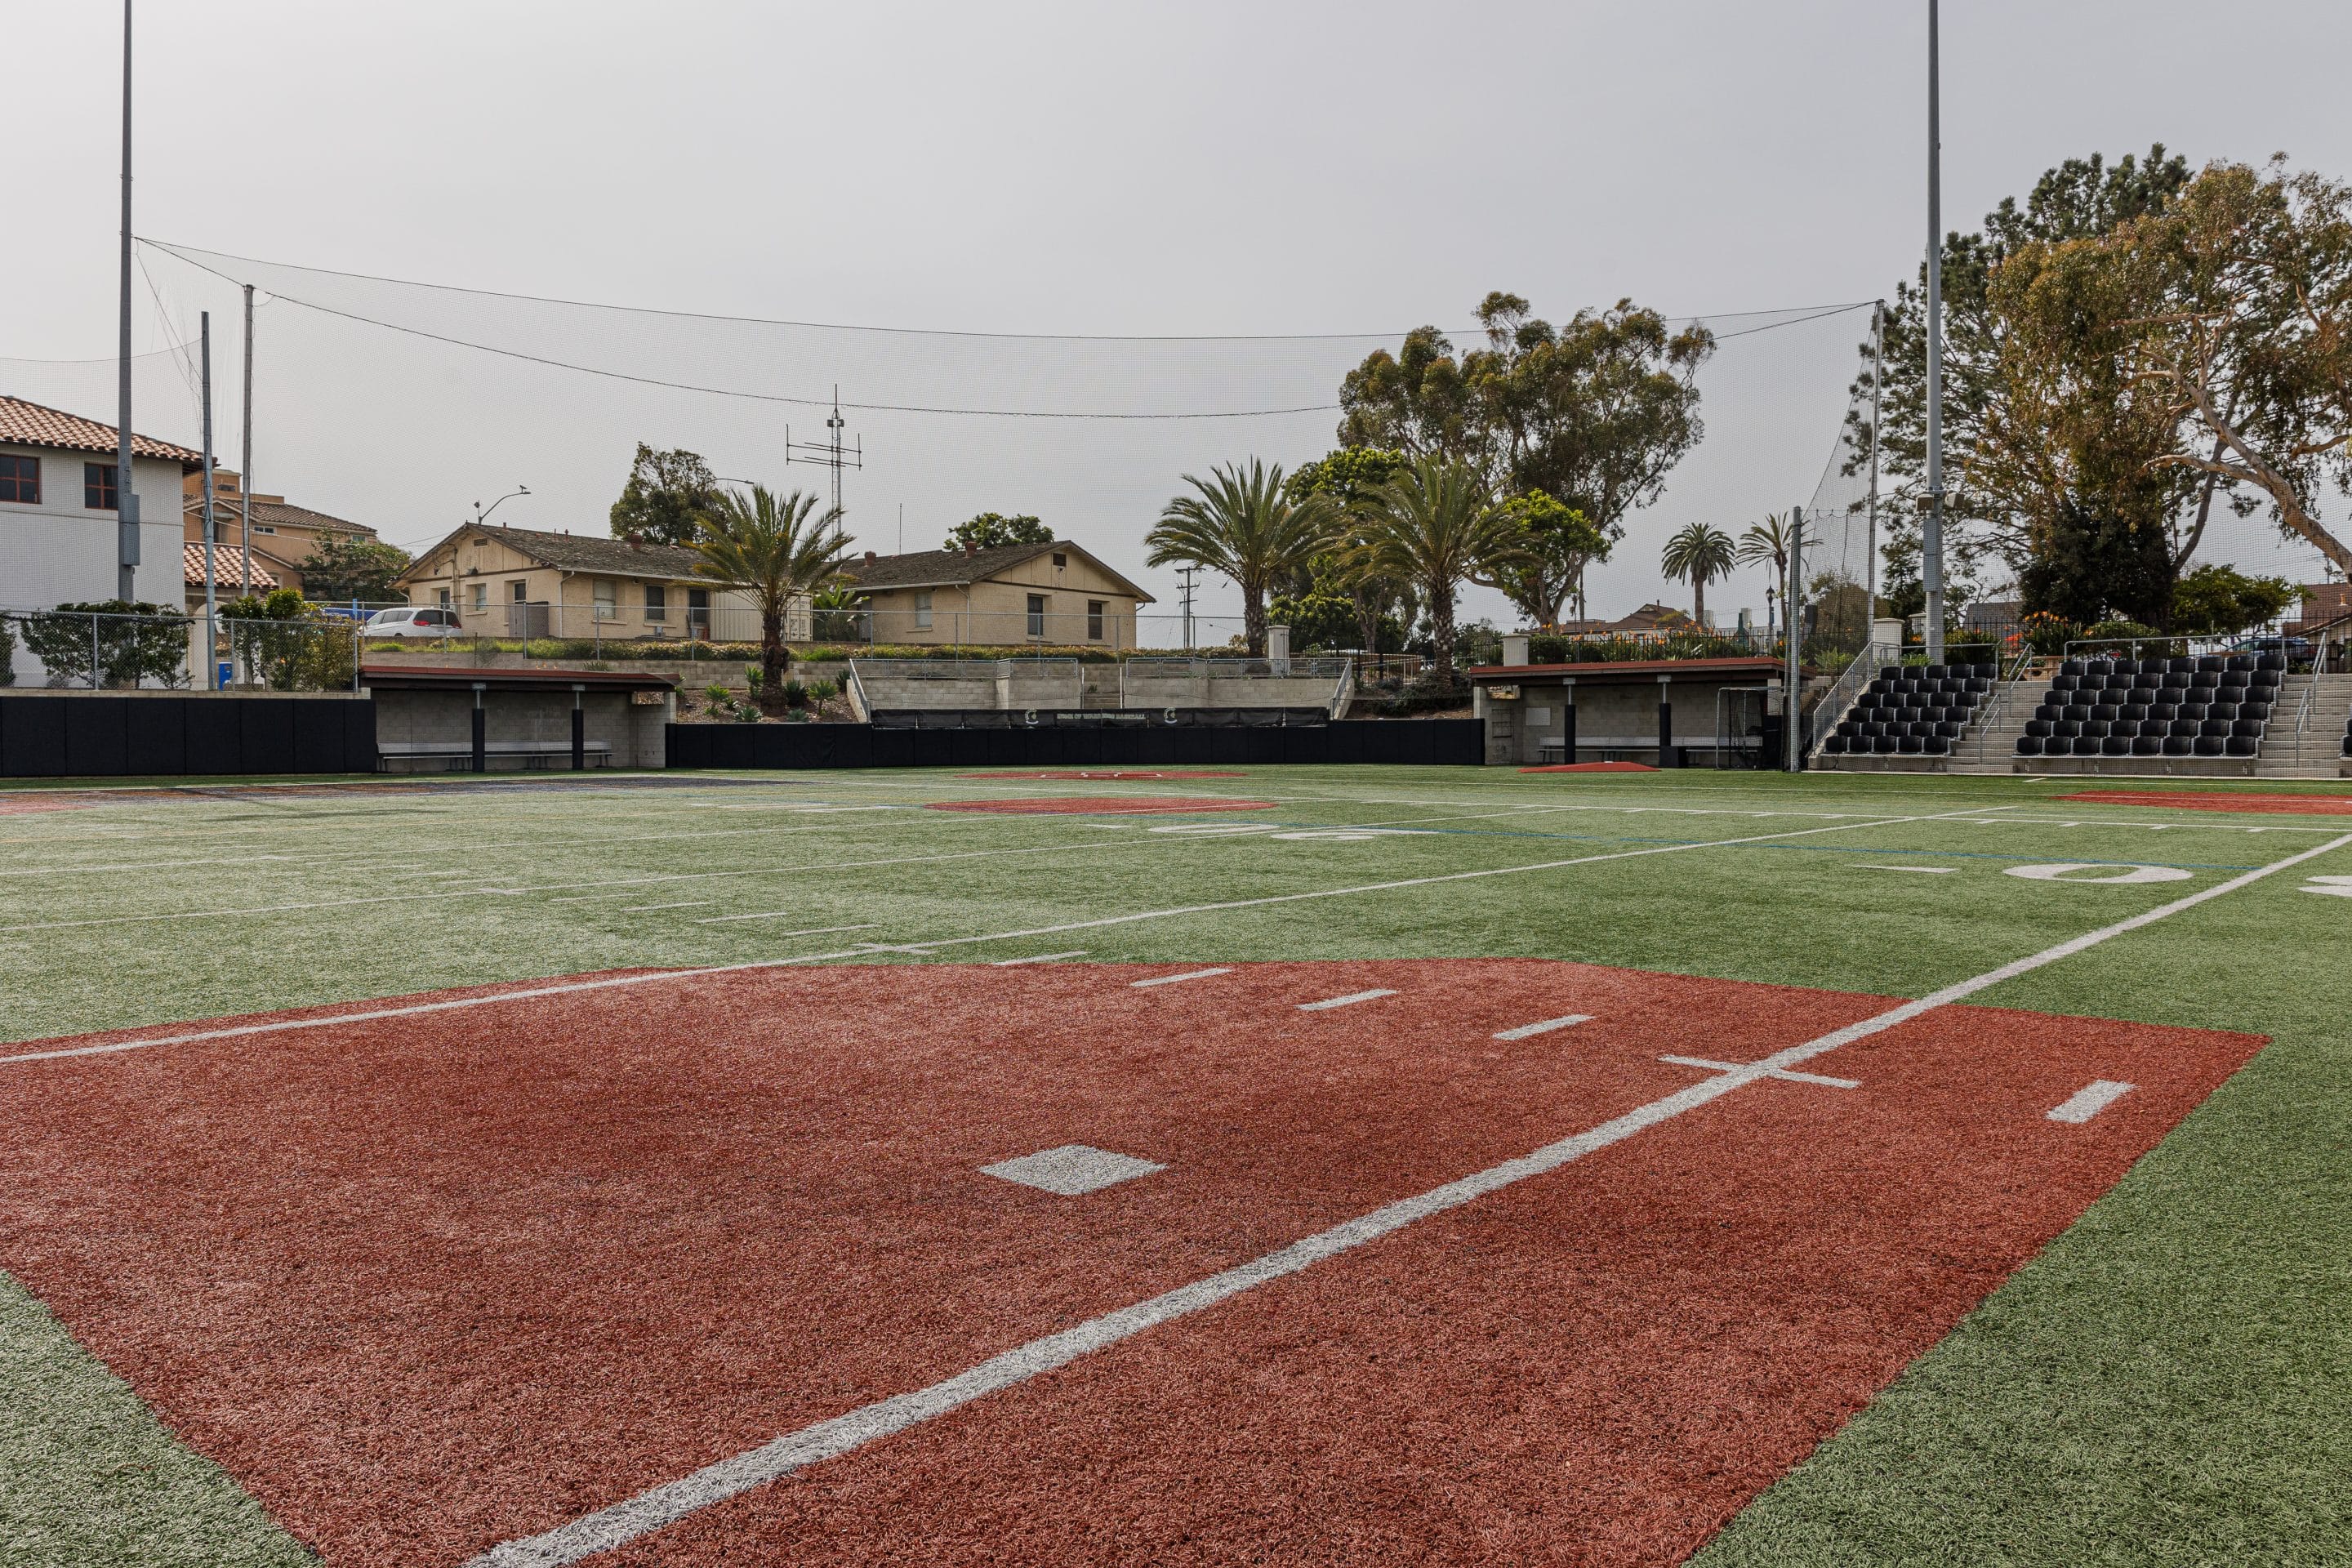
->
xmin=2 ymin=395 xmax=200 ymax=620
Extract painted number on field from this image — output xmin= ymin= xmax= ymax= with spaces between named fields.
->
xmin=2300 ymin=875 xmax=2352 ymax=899
xmin=2003 ymin=863 xmax=2195 ymax=884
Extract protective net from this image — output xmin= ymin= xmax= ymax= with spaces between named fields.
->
xmin=8 ymin=241 xmax=1883 ymax=646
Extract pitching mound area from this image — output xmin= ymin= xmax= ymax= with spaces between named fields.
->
xmin=0 ymin=960 xmax=2260 ymax=1567
xmin=926 ymin=795 xmax=1276 ymax=814
xmin=1520 ymin=761 xmax=1660 ymax=773
xmin=959 ymin=770 xmax=1249 ymax=782
xmin=2056 ymin=789 xmax=2352 ymax=816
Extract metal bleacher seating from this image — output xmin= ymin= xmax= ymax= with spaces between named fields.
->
xmin=2011 ymin=653 xmax=2282 ymax=759
xmin=1818 ymin=662 xmax=1995 ymax=757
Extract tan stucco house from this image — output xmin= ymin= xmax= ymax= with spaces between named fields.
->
xmin=394 ymin=523 xmax=769 ymax=641
xmin=181 ymin=468 xmax=383 ymax=603
xmin=838 ymin=540 xmax=1152 ymax=647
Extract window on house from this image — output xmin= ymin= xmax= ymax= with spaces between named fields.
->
xmin=0 ymin=455 xmax=41 ymax=505
xmin=438 ymin=587 xmax=452 ymax=609
xmin=594 ymin=579 xmax=618 ymax=619
xmin=644 ymin=583 xmax=667 ymax=621
xmin=511 ymin=580 xmax=528 ymax=603
xmin=86 ymin=464 xmax=122 ymax=511
xmin=1051 ymin=551 xmax=1067 ymax=569
xmin=1087 ymin=599 xmax=1106 ymax=641
xmin=251 ymin=523 xmax=276 ymax=535
xmin=470 ymin=581 xmax=488 ymax=611
xmin=1027 ymin=593 xmax=1047 ymax=638
xmin=913 ymin=590 xmax=933 ymax=631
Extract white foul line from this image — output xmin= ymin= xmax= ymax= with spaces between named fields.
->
xmin=1129 ymin=968 xmax=1232 ymax=988
xmin=2047 ymin=1080 xmax=2135 ymax=1124
xmin=1297 ymin=989 xmax=1397 ymax=1011
xmin=465 ymin=828 xmax=2352 ymax=1568
xmin=0 ymin=802 xmax=2010 ymax=1068
xmin=1493 ymin=1014 xmax=1591 ymax=1040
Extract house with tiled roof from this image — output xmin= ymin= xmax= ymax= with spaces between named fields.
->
xmin=393 ymin=521 xmax=768 ymax=641
xmin=180 ymin=468 xmax=381 ymax=604
xmin=0 ymin=395 xmax=202 ymax=619
xmin=837 ymin=540 xmax=1152 ymax=645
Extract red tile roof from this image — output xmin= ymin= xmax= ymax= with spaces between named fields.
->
xmin=0 ymin=395 xmax=203 ymax=468
xmin=182 ymin=543 xmax=278 ymax=591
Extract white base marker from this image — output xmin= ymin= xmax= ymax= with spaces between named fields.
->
xmin=1297 ymin=988 xmax=1397 ymax=1012
xmin=1855 ymin=864 xmax=1958 ymax=874
xmin=980 ymin=1144 xmax=1164 ymax=1196
xmin=466 ymin=835 xmax=2351 ymax=1568
xmin=1493 ymin=1014 xmax=1592 ymax=1040
xmin=1659 ymin=1054 xmax=1860 ymax=1089
xmin=991 ymin=951 xmax=1087 ymax=967
xmin=2047 ymin=1080 xmax=2135 ymax=1124
xmin=1130 ymin=968 xmax=1232 ymax=988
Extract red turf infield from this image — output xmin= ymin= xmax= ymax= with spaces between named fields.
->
xmin=958 ymin=770 xmax=1250 ymax=781
xmin=0 ymin=962 xmax=2259 ymax=1567
xmin=925 ymin=795 xmax=1276 ymax=814
xmin=2056 ymin=789 xmax=2352 ymax=815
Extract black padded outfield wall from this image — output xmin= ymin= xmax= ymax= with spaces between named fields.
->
xmin=666 ymin=719 xmax=1483 ymax=770
xmin=0 ymin=694 xmax=377 ymax=778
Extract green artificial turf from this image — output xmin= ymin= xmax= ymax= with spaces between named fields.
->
xmin=2 ymin=764 xmax=2348 ymax=1565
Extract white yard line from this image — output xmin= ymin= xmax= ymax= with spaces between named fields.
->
xmin=1297 ymin=989 xmax=1398 ymax=1011
xmin=2047 ymin=1080 xmax=2136 ymax=1124
xmin=1493 ymin=1014 xmax=1592 ymax=1040
xmin=991 ymin=951 xmax=1088 ymax=966
xmin=1129 ymin=969 xmax=1233 ymax=988
xmin=461 ymin=826 xmax=2352 ymax=1568
xmin=1855 ymin=864 xmax=1959 ymax=874
xmin=620 ymin=901 xmax=715 ymax=912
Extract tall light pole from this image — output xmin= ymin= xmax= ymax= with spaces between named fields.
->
xmin=1868 ymin=298 xmax=1885 ymax=617
xmin=241 ymin=283 xmax=256 ymax=596
xmin=1923 ymin=0 xmax=1947 ymax=663
xmin=201 ymin=312 xmax=217 ymax=686
xmin=115 ymin=0 xmax=139 ymax=600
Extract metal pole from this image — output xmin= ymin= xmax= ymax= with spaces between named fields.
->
xmin=1784 ymin=500 xmax=1805 ymax=771
xmin=1922 ymin=0 xmax=1947 ymax=664
xmin=201 ymin=312 xmax=218 ymax=688
xmin=1868 ymin=299 xmax=1884 ymax=615
xmin=116 ymin=0 xmax=139 ymax=601
xmin=241 ymin=282 xmax=255 ymax=597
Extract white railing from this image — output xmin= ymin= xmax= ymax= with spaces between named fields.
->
xmin=1806 ymin=638 xmax=1895 ymax=764
xmin=1967 ymin=646 xmax=2042 ymax=766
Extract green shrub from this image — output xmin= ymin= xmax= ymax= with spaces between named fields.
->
xmin=20 ymin=601 xmax=189 ymax=688
xmin=0 ymin=615 xmax=16 ymax=686
xmin=782 ymin=679 xmax=809 ymax=709
xmin=702 ymin=683 xmax=730 ymax=706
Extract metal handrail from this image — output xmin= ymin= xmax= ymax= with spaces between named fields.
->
xmin=1969 ymin=646 xmax=2041 ymax=766
xmin=1805 ymin=639 xmax=1893 ymax=764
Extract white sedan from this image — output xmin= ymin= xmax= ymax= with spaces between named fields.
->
xmin=363 ymin=607 xmax=465 ymax=639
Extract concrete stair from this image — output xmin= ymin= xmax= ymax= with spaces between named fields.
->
xmin=2255 ymin=673 xmax=2352 ymax=777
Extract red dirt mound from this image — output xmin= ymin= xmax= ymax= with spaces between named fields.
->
xmin=1519 ymin=761 xmax=1659 ymax=773
xmin=2057 ymin=789 xmax=2352 ymax=816
xmin=927 ymin=796 xmax=1276 ymax=815
xmin=959 ymin=771 xmax=1248 ymax=782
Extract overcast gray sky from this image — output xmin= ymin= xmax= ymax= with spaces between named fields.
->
xmin=7 ymin=1 xmax=2350 ymax=632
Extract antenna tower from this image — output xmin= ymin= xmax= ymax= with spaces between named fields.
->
xmin=786 ymin=385 xmax=862 ymax=523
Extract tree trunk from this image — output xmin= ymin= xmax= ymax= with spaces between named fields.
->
xmin=1243 ymin=587 xmax=1267 ymax=657
xmin=1353 ymin=584 xmax=1380 ymax=655
xmin=1692 ymin=577 xmax=1706 ymax=632
xmin=1429 ymin=588 xmax=1456 ymax=687
xmin=759 ymin=605 xmax=786 ymax=715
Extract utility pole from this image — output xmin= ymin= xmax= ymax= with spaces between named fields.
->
xmin=1176 ymin=567 xmax=1200 ymax=652
xmin=786 ymin=386 xmax=862 ymax=523
xmin=1784 ymin=500 xmax=1806 ymax=772
xmin=202 ymin=312 xmax=217 ymax=687
xmin=1868 ymin=298 xmax=1885 ymax=616
xmin=1923 ymin=0 xmax=1947 ymax=663
xmin=115 ymin=0 xmax=139 ymax=600
xmin=241 ymin=282 xmax=255 ymax=596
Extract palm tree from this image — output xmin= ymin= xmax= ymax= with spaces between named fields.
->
xmin=1733 ymin=511 xmax=1816 ymax=636
xmin=1659 ymin=522 xmax=1737 ymax=631
xmin=1353 ymin=456 xmax=1530 ymax=684
xmin=695 ymin=484 xmax=853 ymax=712
xmin=1146 ymin=460 xmax=1333 ymax=655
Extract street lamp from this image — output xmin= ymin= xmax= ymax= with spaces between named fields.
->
xmin=474 ymin=486 xmax=530 ymax=528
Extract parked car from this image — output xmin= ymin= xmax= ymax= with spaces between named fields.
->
xmin=363 ymin=607 xmax=463 ymax=639
xmin=2230 ymin=633 xmax=2314 ymax=667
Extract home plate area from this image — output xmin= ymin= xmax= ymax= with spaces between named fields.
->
xmin=0 ymin=960 xmax=2261 ymax=1567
